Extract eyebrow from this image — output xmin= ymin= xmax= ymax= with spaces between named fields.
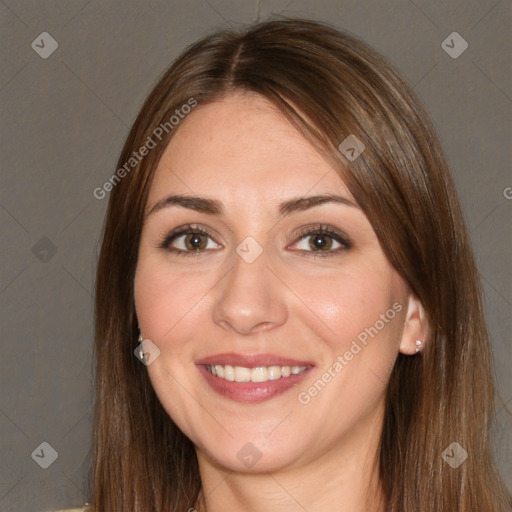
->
xmin=145 ymin=193 xmax=358 ymax=218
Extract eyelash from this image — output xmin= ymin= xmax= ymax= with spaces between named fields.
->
xmin=157 ymin=223 xmax=352 ymax=258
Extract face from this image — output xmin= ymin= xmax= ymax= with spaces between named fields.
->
xmin=134 ymin=93 xmax=418 ymax=474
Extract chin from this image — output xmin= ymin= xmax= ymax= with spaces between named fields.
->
xmin=194 ymin=431 xmax=312 ymax=474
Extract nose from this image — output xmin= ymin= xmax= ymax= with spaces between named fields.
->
xmin=211 ymin=245 xmax=288 ymax=336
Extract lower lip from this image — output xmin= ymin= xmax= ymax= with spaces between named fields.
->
xmin=197 ymin=365 xmax=313 ymax=403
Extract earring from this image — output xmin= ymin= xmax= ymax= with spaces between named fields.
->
xmin=415 ymin=340 xmax=423 ymax=353
xmin=137 ymin=329 xmax=144 ymax=360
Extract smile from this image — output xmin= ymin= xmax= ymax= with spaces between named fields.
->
xmin=206 ymin=364 xmax=308 ymax=382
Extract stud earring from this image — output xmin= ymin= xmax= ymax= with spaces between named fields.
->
xmin=137 ymin=328 xmax=144 ymax=360
xmin=415 ymin=340 xmax=423 ymax=353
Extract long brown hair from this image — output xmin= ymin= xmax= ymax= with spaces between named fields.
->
xmin=93 ymin=18 xmax=511 ymax=511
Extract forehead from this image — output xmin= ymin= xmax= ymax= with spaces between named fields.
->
xmin=148 ymin=93 xmax=354 ymax=205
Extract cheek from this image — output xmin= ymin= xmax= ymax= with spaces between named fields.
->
xmin=134 ymin=260 xmax=212 ymax=427
xmin=291 ymin=263 xmax=406 ymax=406
xmin=134 ymin=259 xmax=213 ymax=341
xmin=291 ymin=264 xmax=401 ymax=348
xmin=292 ymin=270 xmax=404 ymax=423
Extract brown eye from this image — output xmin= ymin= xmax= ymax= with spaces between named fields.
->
xmin=294 ymin=232 xmax=346 ymax=252
xmin=289 ymin=225 xmax=352 ymax=256
xmin=159 ymin=224 xmax=221 ymax=255
xmin=168 ymin=231 xmax=220 ymax=252
xmin=183 ymin=232 xmax=209 ymax=250
xmin=308 ymin=233 xmax=335 ymax=251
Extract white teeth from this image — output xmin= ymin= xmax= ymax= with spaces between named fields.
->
xmin=251 ymin=367 xmax=268 ymax=382
xmin=267 ymin=366 xmax=282 ymax=380
xmin=206 ymin=364 xmax=307 ymax=382
xmin=224 ymin=365 xmax=235 ymax=381
xmin=234 ymin=366 xmax=251 ymax=382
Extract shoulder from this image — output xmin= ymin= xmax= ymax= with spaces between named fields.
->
xmin=50 ymin=506 xmax=92 ymax=512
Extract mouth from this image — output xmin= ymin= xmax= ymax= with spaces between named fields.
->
xmin=195 ymin=353 xmax=314 ymax=403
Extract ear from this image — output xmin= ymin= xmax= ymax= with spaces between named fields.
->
xmin=399 ymin=294 xmax=429 ymax=355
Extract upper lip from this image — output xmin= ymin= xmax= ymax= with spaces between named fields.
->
xmin=195 ymin=352 xmax=314 ymax=368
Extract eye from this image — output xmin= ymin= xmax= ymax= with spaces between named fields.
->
xmin=158 ymin=224 xmax=222 ymax=255
xmin=289 ymin=224 xmax=352 ymax=256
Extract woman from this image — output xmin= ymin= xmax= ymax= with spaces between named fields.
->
xmin=91 ymin=18 xmax=510 ymax=511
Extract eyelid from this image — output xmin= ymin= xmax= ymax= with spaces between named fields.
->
xmin=292 ymin=223 xmax=351 ymax=243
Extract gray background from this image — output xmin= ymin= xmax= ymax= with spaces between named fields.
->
xmin=0 ymin=1 xmax=510 ymax=511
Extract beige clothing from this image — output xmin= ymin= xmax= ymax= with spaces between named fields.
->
xmin=50 ymin=506 xmax=91 ymax=512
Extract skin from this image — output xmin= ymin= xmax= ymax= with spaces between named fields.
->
xmin=134 ymin=93 xmax=427 ymax=512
